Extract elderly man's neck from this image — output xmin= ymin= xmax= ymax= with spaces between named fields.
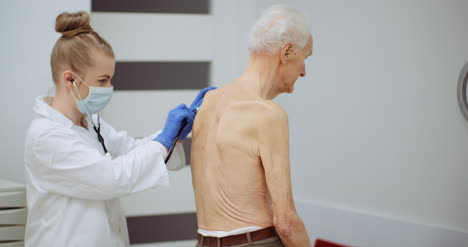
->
xmin=237 ymin=53 xmax=282 ymax=100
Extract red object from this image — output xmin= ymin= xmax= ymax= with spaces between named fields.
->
xmin=314 ymin=238 xmax=353 ymax=247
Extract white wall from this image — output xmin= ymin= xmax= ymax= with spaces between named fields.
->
xmin=254 ymin=0 xmax=468 ymax=235
xmin=0 ymin=0 xmax=91 ymax=183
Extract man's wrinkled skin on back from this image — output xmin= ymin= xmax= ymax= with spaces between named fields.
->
xmin=191 ymin=5 xmax=313 ymax=247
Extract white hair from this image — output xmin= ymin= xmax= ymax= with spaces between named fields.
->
xmin=248 ymin=5 xmax=311 ymax=55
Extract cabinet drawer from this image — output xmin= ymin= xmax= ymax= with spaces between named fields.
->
xmin=0 ymin=192 xmax=26 ymax=208
xmin=0 ymin=226 xmax=25 ymax=241
xmin=0 ymin=241 xmax=24 ymax=247
xmin=0 ymin=208 xmax=26 ymax=225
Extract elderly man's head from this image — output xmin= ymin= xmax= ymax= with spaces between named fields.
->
xmin=248 ymin=5 xmax=313 ymax=93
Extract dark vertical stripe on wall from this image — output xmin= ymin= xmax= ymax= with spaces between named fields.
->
xmin=92 ymin=0 xmax=210 ymax=14
xmin=113 ymin=62 xmax=210 ymax=90
xmin=127 ymin=212 xmax=198 ymax=244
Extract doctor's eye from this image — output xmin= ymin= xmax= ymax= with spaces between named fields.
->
xmin=98 ymin=79 xmax=107 ymax=83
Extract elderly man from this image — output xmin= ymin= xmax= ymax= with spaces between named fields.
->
xmin=191 ymin=5 xmax=313 ymax=247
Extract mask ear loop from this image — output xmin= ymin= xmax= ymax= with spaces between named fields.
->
xmin=72 ymin=79 xmax=95 ymax=125
xmin=71 ymin=76 xmax=108 ymax=154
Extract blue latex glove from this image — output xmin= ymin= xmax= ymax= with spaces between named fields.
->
xmin=189 ymin=86 xmax=218 ymax=112
xmin=154 ymin=104 xmax=194 ymax=150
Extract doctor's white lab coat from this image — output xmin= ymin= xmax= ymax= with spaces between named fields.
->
xmin=23 ymin=96 xmax=186 ymax=247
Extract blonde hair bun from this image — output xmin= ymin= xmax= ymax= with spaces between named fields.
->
xmin=55 ymin=11 xmax=93 ymax=38
xmin=50 ymin=10 xmax=114 ymax=84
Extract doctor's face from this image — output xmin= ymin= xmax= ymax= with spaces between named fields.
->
xmin=72 ymin=52 xmax=115 ymax=99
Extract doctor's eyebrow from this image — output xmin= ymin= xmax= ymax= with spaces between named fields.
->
xmin=98 ymin=75 xmax=111 ymax=79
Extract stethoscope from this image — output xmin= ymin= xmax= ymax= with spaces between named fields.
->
xmin=92 ymin=114 xmax=185 ymax=162
xmin=164 ymin=119 xmax=187 ymax=163
xmin=92 ymin=115 xmax=108 ymax=154
xmin=72 ymin=78 xmax=191 ymax=163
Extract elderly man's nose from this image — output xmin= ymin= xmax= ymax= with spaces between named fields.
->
xmin=300 ymin=67 xmax=306 ymax=77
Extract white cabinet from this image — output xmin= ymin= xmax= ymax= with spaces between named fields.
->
xmin=0 ymin=180 xmax=26 ymax=247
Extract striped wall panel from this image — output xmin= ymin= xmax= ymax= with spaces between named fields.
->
xmin=113 ymin=62 xmax=210 ymax=90
xmin=127 ymin=212 xmax=197 ymax=244
xmin=91 ymin=0 xmax=214 ymax=245
xmin=91 ymin=13 xmax=214 ymax=62
xmin=92 ymin=0 xmax=210 ymax=14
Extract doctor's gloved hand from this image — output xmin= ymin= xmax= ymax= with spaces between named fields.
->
xmin=189 ymin=86 xmax=218 ymax=112
xmin=154 ymin=104 xmax=194 ymax=150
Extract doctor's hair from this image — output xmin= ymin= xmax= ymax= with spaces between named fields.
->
xmin=50 ymin=11 xmax=114 ymax=84
xmin=248 ymin=5 xmax=311 ymax=55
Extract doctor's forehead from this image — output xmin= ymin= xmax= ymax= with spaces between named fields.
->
xmin=91 ymin=53 xmax=115 ymax=76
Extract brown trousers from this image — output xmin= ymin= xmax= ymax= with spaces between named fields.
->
xmin=196 ymin=236 xmax=285 ymax=247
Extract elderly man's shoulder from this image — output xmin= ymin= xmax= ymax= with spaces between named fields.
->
xmin=229 ymin=100 xmax=287 ymax=122
xmin=255 ymin=100 xmax=286 ymax=115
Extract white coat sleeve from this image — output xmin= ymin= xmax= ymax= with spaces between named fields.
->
xmin=99 ymin=118 xmax=186 ymax=170
xmin=31 ymin=127 xmax=170 ymax=200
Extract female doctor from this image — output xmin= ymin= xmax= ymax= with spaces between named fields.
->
xmin=23 ymin=11 xmax=213 ymax=247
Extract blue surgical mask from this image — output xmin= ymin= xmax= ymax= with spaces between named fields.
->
xmin=71 ymin=73 xmax=113 ymax=115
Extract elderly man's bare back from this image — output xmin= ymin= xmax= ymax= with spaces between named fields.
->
xmin=191 ymin=84 xmax=280 ymax=231
xmin=191 ymin=5 xmax=312 ymax=245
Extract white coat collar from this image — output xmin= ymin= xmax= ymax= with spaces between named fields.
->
xmin=33 ymin=96 xmax=75 ymax=128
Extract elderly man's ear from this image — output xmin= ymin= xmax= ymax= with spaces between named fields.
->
xmin=280 ymin=43 xmax=295 ymax=64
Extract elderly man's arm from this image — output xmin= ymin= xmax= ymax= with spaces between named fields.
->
xmin=257 ymin=101 xmax=311 ymax=247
